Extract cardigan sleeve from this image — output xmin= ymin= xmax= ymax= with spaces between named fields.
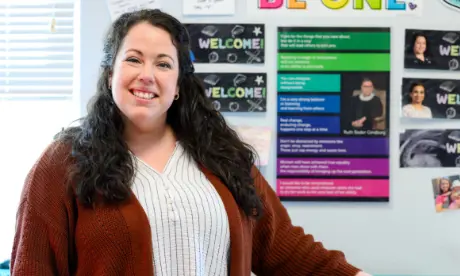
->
xmin=10 ymin=142 xmax=74 ymax=276
xmin=251 ymin=167 xmax=362 ymax=276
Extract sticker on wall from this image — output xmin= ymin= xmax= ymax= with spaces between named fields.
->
xmin=400 ymin=129 xmax=460 ymax=168
xmin=404 ymin=29 xmax=460 ymax=71
xmin=401 ymin=78 xmax=460 ymax=120
xmin=195 ymin=72 xmax=267 ymax=112
xmin=439 ymin=0 xmax=460 ymax=11
xmin=184 ymin=24 xmax=265 ymax=64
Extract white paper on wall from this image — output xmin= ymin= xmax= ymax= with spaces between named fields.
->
xmin=183 ymin=0 xmax=235 ymax=15
xmin=106 ymin=0 xmax=162 ymax=22
xmin=232 ymin=125 xmax=272 ymax=166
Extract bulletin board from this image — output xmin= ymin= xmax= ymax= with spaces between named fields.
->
xmin=103 ymin=0 xmax=460 ymax=275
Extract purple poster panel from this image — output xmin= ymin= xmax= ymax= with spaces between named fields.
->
xmin=276 ymin=27 xmax=391 ymax=202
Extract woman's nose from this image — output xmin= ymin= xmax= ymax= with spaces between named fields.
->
xmin=138 ymin=65 xmax=155 ymax=84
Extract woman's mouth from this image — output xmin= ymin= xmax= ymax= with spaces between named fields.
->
xmin=130 ymin=89 xmax=158 ymax=100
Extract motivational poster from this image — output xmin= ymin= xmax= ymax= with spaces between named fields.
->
xmin=404 ymin=29 xmax=460 ymax=71
xmin=196 ymin=72 xmax=267 ymax=112
xmin=248 ymin=0 xmax=422 ymax=17
xmin=401 ymin=78 xmax=460 ymax=119
xmin=185 ymin=23 xmax=265 ymax=64
xmin=400 ymin=129 xmax=460 ymax=168
xmin=276 ymin=27 xmax=391 ymax=202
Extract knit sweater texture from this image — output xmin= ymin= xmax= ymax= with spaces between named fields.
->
xmin=10 ymin=141 xmax=362 ymax=276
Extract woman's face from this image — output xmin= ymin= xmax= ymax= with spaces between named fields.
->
xmin=440 ymin=179 xmax=450 ymax=193
xmin=410 ymin=85 xmax=425 ymax=104
xmin=110 ymin=22 xmax=180 ymax=131
xmin=413 ymin=36 xmax=426 ymax=55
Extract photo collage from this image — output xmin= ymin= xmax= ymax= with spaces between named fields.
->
xmin=400 ymin=28 xmax=460 ymax=213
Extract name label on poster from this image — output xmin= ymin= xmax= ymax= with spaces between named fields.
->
xmin=198 ymin=38 xmax=264 ymax=50
xmin=258 ymin=0 xmax=407 ymax=10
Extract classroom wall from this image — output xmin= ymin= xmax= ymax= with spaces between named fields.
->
xmin=79 ymin=0 xmax=460 ymax=274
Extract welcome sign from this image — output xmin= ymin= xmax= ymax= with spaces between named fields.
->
xmin=185 ymin=24 xmax=265 ymax=64
xmin=247 ymin=0 xmax=422 ymax=16
xmin=400 ymin=129 xmax=460 ymax=168
xmin=401 ymin=78 xmax=460 ymax=120
xmin=404 ymin=29 xmax=460 ymax=71
xmin=196 ymin=73 xmax=267 ymax=112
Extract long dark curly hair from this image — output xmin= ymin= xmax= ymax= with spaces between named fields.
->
xmin=57 ymin=9 xmax=263 ymax=219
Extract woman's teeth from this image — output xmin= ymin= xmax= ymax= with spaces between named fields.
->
xmin=133 ymin=91 xmax=155 ymax=100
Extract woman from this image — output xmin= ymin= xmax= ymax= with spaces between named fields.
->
xmin=402 ymin=82 xmax=432 ymax=118
xmin=435 ymin=178 xmax=451 ymax=212
xmin=350 ymin=78 xmax=383 ymax=130
xmin=407 ymin=33 xmax=432 ymax=66
xmin=10 ymin=9 xmax=371 ymax=276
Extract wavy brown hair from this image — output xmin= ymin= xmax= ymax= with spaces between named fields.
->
xmin=57 ymin=9 xmax=263 ymax=219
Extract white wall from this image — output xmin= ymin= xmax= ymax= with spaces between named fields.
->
xmin=79 ymin=1 xmax=460 ymax=275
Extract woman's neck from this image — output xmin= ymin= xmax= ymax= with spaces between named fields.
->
xmin=123 ymin=120 xmax=176 ymax=153
xmin=415 ymin=54 xmax=425 ymax=61
xmin=411 ymin=103 xmax=423 ymax=110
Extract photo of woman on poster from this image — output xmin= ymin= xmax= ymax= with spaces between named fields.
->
xmin=349 ymin=78 xmax=384 ymax=131
xmin=402 ymin=82 xmax=432 ymax=118
xmin=404 ymin=32 xmax=433 ymax=68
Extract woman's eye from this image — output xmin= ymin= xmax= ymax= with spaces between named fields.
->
xmin=158 ymin=62 xmax=171 ymax=69
xmin=127 ymin=57 xmax=140 ymax=63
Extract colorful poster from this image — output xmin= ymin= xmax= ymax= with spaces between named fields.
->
xmin=276 ymin=27 xmax=390 ymax=202
xmin=196 ymin=73 xmax=267 ymax=112
xmin=185 ymin=24 xmax=265 ymax=64
xmin=401 ymin=78 xmax=460 ymax=119
xmin=431 ymin=174 xmax=460 ymax=213
xmin=404 ymin=29 xmax=460 ymax=71
xmin=247 ymin=0 xmax=422 ymax=17
xmin=400 ymin=129 xmax=460 ymax=168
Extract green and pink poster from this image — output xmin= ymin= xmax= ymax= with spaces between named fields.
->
xmin=276 ymin=27 xmax=390 ymax=202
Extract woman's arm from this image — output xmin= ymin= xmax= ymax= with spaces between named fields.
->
xmin=10 ymin=142 xmax=74 ymax=276
xmin=251 ymin=167 xmax=367 ymax=276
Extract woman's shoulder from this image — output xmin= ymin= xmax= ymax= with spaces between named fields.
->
xmin=21 ymin=138 xmax=75 ymax=201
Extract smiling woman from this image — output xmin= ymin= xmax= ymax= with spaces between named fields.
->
xmin=10 ymin=8 xmax=370 ymax=276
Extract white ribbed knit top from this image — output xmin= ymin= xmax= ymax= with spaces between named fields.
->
xmin=131 ymin=142 xmax=230 ymax=276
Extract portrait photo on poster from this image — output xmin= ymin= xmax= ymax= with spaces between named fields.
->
xmin=341 ymin=72 xmax=390 ymax=137
xmin=404 ymin=29 xmax=460 ymax=71
xmin=399 ymin=129 xmax=460 ymax=168
xmin=184 ymin=23 xmax=265 ymax=64
xmin=195 ymin=72 xmax=267 ymax=112
xmin=431 ymin=174 xmax=460 ymax=213
xmin=401 ymin=78 xmax=460 ymax=119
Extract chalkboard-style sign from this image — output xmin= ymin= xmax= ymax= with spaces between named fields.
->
xmin=185 ymin=23 xmax=265 ymax=64
xmin=196 ymin=72 xmax=267 ymax=112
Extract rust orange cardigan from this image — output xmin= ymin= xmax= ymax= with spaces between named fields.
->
xmin=10 ymin=141 xmax=362 ymax=276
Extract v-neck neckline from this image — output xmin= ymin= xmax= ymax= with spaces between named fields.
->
xmin=131 ymin=141 xmax=180 ymax=176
